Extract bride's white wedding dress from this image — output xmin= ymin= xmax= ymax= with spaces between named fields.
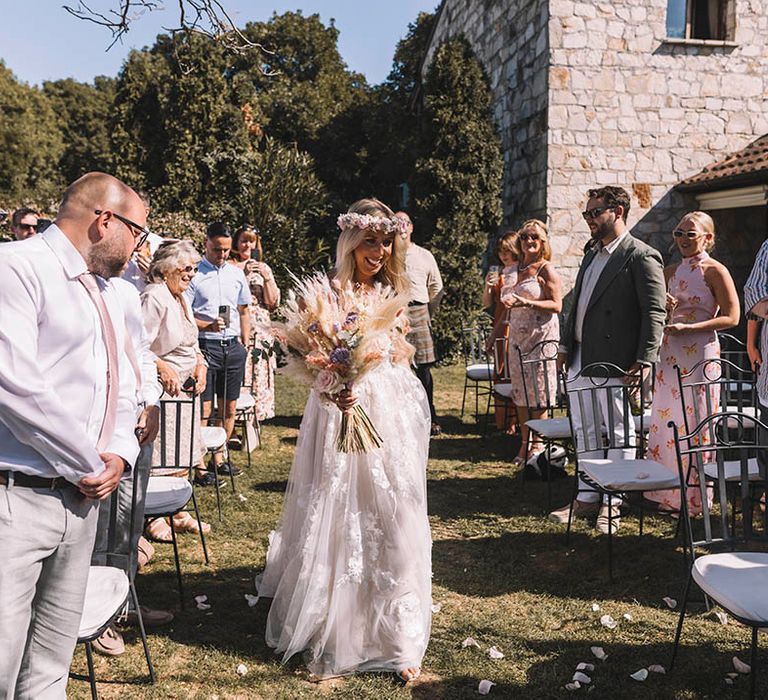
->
xmin=258 ymin=355 xmax=432 ymax=678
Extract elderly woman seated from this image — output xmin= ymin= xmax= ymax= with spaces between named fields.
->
xmin=141 ymin=240 xmax=214 ymax=541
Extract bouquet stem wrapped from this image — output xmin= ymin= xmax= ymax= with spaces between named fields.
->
xmin=337 ymin=404 xmax=384 ymax=453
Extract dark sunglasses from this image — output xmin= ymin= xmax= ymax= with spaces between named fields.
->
xmin=581 ymin=206 xmax=614 ymax=220
xmin=95 ymin=209 xmax=151 ymax=250
xmin=520 ymin=233 xmax=540 ymax=242
xmin=672 ymin=229 xmax=704 ymax=239
xmin=18 ymin=223 xmax=38 ymax=231
xmin=179 ymin=265 xmax=198 ymax=274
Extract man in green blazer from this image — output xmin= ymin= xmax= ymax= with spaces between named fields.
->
xmin=549 ymin=186 xmax=666 ymax=534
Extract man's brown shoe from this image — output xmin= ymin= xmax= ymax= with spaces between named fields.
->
xmin=596 ymin=505 xmax=622 ymax=534
xmin=123 ymin=605 xmax=174 ymax=628
xmin=92 ymin=624 xmax=125 ymax=656
xmin=548 ymin=499 xmax=599 ymax=524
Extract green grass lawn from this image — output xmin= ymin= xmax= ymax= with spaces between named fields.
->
xmin=70 ymin=364 xmax=759 ymax=698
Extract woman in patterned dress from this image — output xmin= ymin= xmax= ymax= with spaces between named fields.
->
xmin=229 ymin=226 xmax=280 ymax=421
xmin=504 ymin=220 xmax=562 ymax=466
xmin=645 ymin=212 xmax=739 ymax=515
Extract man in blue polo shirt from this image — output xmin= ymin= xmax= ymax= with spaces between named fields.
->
xmin=186 ymin=222 xmax=251 ymax=477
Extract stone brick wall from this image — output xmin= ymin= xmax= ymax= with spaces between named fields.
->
xmin=548 ymin=0 xmax=768 ymax=289
xmin=424 ymin=0 xmax=768 ymax=293
xmin=424 ymin=0 xmax=550 ymax=225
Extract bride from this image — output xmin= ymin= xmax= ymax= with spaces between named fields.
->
xmin=257 ymin=198 xmax=432 ymax=682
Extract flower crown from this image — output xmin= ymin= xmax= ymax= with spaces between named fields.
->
xmin=337 ymin=212 xmax=409 ymax=235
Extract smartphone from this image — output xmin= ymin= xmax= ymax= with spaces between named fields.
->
xmin=250 ymin=248 xmax=261 ymax=262
xmin=181 ymin=376 xmax=196 ymax=392
xmin=218 ymin=304 xmax=231 ymax=327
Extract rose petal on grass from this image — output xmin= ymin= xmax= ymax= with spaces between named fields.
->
xmin=197 ymin=602 xmax=211 ymax=610
xmin=623 ymin=613 xmax=633 ymax=622
xmin=565 ymin=681 xmax=581 ymax=691
xmin=487 ymin=646 xmax=504 ymax=659
xmin=727 ymin=673 xmax=739 ymax=679
xmin=662 ymin=597 xmax=677 ymax=609
xmin=194 ymin=595 xmax=208 ymax=604
xmin=244 ymin=594 xmax=259 ymax=607
xmin=238 ymin=494 xmax=247 ymax=502
xmin=630 ymin=669 xmax=649 ymax=681
xmin=591 ymin=603 xmax=601 ymax=612
xmin=648 ymin=664 xmax=666 ymax=674
xmin=236 ymin=663 xmax=248 ymax=676
xmin=725 ymin=678 xmax=734 ymax=686
xmin=591 ymin=646 xmax=607 ymax=660
xmin=733 ymin=657 xmax=751 ymax=674
xmin=715 ymin=611 xmax=728 ymax=625
xmin=576 ymin=662 xmax=594 ymax=672
xmin=600 ymin=614 xmax=618 ymax=629
xmin=431 ymin=603 xmax=442 ymax=614
xmin=462 ymin=637 xmax=481 ymax=649
xmin=572 ymin=671 xmax=591 ymax=684
xmin=478 ymin=679 xmax=495 ymax=695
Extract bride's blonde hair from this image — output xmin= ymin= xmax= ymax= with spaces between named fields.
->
xmin=334 ymin=198 xmax=408 ymax=295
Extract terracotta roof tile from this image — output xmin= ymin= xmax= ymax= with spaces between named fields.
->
xmin=677 ymin=134 xmax=768 ymax=190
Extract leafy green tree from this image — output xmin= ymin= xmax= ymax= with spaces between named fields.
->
xmin=411 ymin=38 xmax=503 ymax=358
xmin=0 ymin=62 xmax=64 ymax=206
xmin=43 ymin=77 xmax=116 ymax=184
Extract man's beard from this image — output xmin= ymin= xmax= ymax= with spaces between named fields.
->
xmin=88 ymin=235 xmax=129 ymax=279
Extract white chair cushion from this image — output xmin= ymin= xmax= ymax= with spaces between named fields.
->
xmin=237 ymin=390 xmax=256 ymax=411
xmin=144 ymin=476 xmax=192 ymax=516
xmin=580 ymin=458 xmax=679 ymax=491
xmin=692 ymin=552 xmax=768 ymax=624
xmin=526 ymin=417 xmax=572 ymax=440
xmin=493 ymin=383 xmax=514 ymax=399
xmin=703 ymin=458 xmax=762 ymax=482
xmin=79 ymin=566 xmax=129 ymax=639
xmin=466 ymin=363 xmax=493 ymax=381
xmin=201 ymin=426 xmax=227 ymax=451
xmin=724 ymin=405 xmax=757 ymax=428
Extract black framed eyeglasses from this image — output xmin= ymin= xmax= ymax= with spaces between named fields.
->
xmin=94 ymin=209 xmax=151 ymax=250
xmin=520 ymin=233 xmax=540 ymax=242
xmin=672 ymin=229 xmax=703 ymax=239
xmin=582 ymin=206 xmax=614 ymax=220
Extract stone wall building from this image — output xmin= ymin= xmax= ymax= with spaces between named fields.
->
xmin=423 ymin=0 xmax=768 ymax=295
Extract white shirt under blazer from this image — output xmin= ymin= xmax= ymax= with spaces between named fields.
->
xmin=0 ymin=225 xmax=140 ymax=483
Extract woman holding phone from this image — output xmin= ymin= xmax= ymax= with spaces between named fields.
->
xmin=229 ymin=226 xmax=281 ymax=421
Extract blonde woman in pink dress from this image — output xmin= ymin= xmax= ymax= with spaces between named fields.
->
xmin=645 ymin=212 xmax=739 ymax=514
xmin=503 ymin=219 xmax=562 ymax=466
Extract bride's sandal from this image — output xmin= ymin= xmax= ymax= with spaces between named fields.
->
xmin=398 ymin=667 xmax=421 ymax=683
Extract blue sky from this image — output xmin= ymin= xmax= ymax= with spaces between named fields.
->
xmin=0 ymin=1 xmax=438 ymax=86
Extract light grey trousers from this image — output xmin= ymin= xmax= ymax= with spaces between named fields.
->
xmin=0 ymin=480 xmax=98 ymax=700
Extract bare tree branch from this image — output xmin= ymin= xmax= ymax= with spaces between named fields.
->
xmin=62 ymin=0 xmax=278 ymax=72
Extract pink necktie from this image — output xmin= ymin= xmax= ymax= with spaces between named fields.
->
xmin=79 ymin=273 xmax=119 ymax=451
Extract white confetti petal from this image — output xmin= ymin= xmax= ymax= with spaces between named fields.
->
xmin=238 ymin=493 xmax=247 ymax=502
xmin=591 ymin=646 xmax=607 ymax=660
xmin=487 ymin=646 xmax=505 ymax=659
xmin=244 ymin=594 xmax=259 ymax=607
xmin=600 ymin=614 xmax=618 ymax=629
xmin=196 ymin=602 xmax=211 ymax=610
xmin=733 ymin=657 xmax=751 ymax=674
xmin=725 ymin=678 xmax=734 ymax=686
xmin=623 ymin=613 xmax=633 ymax=621
xmin=194 ymin=594 xmax=208 ymax=604
xmin=715 ymin=611 xmax=728 ymax=625
xmin=572 ymin=671 xmax=591 ymax=684
xmin=636 ymin=472 xmax=650 ymax=480
xmin=565 ymin=681 xmax=581 ymax=691
xmin=462 ymin=637 xmax=481 ymax=649
xmin=576 ymin=662 xmax=594 ymax=672
xmin=478 ymin=679 xmax=495 ymax=695
xmin=591 ymin=603 xmax=601 ymax=612
xmin=662 ymin=597 xmax=677 ymax=609
xmin=431 ymin=603 xmax=442 ymax=613
xmin=648 ymin=664 xmax=666 ymax=674
xmin=630 ymin=669 xmax=649 ymax=682
xmin=727 ymin=673 xmax=739 ymax=679
xmin=236 ymin=663 xmax=248 ymax=676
